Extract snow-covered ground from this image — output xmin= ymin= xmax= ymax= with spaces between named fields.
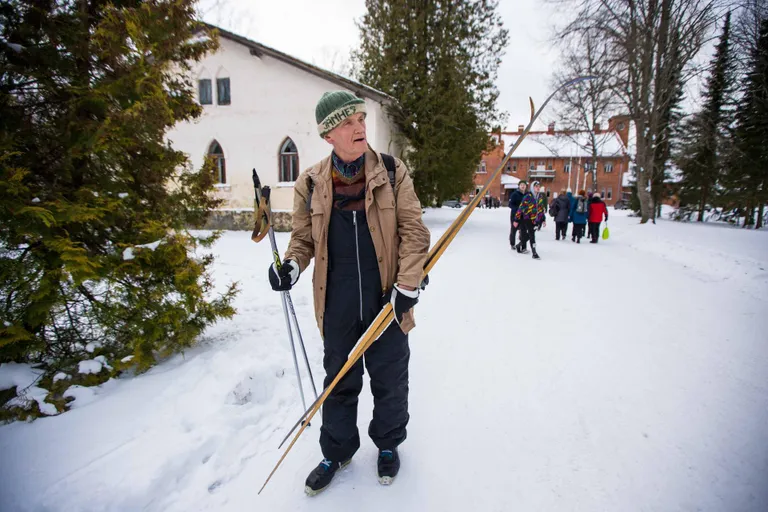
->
xmin=2 ymin=208 xmax=767 ymax=512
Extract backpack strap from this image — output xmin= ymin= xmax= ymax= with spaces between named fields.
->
xmin=381 ymin=153 xmax=397 ymax=197
xmin=306 ymin=175 xmax=314 ymax=212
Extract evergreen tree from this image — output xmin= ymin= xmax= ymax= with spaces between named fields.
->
xmin=0 ymin=0 xmax=237 ymax=415
xmin=676 ymin=12 xmax=736 ymax=221
xmin=352 ymin=0 xmax=508 ymax=204
xmin=727 ymin=18 xmax=768 ymax=228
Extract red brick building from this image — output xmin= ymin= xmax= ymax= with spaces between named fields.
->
xmin=470 ymin=115 xmax=631 ymax=206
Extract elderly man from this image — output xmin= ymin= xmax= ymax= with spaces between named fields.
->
xmin=267 ymin=90 xmax=430 ymax=495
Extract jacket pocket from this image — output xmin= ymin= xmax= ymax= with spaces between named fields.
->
xmin=376 ymin=198 xmax=396 ymax=238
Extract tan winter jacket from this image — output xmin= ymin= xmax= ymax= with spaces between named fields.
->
xmin=284 ymin=147 xmax=430 ymax=336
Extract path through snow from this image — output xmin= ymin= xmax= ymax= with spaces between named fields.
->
xmin=1 ymin=208 xmax=767 ymax=511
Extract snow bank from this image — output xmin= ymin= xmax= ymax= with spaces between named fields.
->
xmin=0 ymin=363 xmax=57 ymax=416
xmin=0 ymin=362 xmax=42 ymax=391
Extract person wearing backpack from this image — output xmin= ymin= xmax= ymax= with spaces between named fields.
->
xmin=267 ymin=91 xmax=431 ymax=495
xmin=551 ymin=189 xmax=571 ymax=240
xmin=587 ymin=192 xmax=609 ymax=243
xmin=569 ymin=189 xmax=589 ymax=243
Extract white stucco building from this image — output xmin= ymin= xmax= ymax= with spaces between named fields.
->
xmin=167 ymin=26 xmax=401 ymax=226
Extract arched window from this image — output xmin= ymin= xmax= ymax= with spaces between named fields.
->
xmin=208 ymin=140 xmax=226 ymax=184
xmin=279 ymin=138 xmax=299 ymax=182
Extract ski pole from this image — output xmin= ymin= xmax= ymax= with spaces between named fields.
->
xmin=266 ymin=215 xmax=319 ymax=401
xmin=251 ymin=171 xmax=318 ymax=411
xmin=279 ymin=286 xmax=307 ymax=410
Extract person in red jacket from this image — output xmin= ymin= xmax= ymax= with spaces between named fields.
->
xmin=587 ymin=193 xmax=608 ymax=244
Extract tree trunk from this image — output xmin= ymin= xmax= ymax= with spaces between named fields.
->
xmin=743 ymin=203 xmax=754 ymax=227
xmin=698 ymin=183 xmax=708 ymax=222
xmin=637 ymin=168 xmax=654 ymax=223
xmin=757 ymin=203 xmax=765 ymax=229
xmin=635 ymin=136 xmax=655 ymax=223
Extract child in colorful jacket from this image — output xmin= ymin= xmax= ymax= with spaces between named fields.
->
xmin=513 ymin=181 xmax=546 ymax=259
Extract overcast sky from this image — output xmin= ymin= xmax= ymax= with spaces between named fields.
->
xmin=200 ymin=0 xmax=709 ymax=132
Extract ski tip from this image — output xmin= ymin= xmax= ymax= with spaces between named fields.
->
xmin=378 ymin=476 xmax=394 ymax=486
xmin=528 ymin=97 xmax=535 ymax=120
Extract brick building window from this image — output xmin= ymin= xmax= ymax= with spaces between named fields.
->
xmin=607 ymin=188 xmax=613 ymax=200
xmin=564 ymin=162 xmax=571 ymax=173
xmin=529 ymin=162 xmax=535 ymax=171
xmin=512 ymin=163 xmax=517 ymax=173
xmin=604 ymin=162 xmax=614 ymax=173
xmin=601 ymin=188 xmax=606 ymax=198
xmin=477 ymin=161 xmax=487 ymax=174
xmin=547 ymin=161 xmax=553 ymax=170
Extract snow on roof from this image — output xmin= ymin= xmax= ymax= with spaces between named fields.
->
xmin=500 ymin=174 xmax=521 ymax=189
xmin=500 ymin=174 xmax=520 ymax=185
xmin=500 ymin=131 xmax=627 ymax=159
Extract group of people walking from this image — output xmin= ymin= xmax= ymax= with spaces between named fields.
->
xmin=508 ymin=180 xmax=609 ymax=259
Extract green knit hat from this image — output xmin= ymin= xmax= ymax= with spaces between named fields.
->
xmin=315 ymin=91 xmax=366 ymax=138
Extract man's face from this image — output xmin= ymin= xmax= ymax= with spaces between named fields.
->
xmin=533 ymin=184 xmax=541 ymax=194
xmin=520 ymin=183 xmax=528 ymax=193
xmin=324 ymin=113 xmax=367 ymax=159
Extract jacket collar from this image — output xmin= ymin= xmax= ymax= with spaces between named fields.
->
xmin=307 ymin=146 xmax=389 ymax=198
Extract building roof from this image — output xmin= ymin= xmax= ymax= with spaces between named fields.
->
xmin=206 ymin=24 xmax=394 ymax=105
xmin=499 ymin=131 xmax=627 ymax=159
xmin=500 ymin=174 xmax=521 ymax=189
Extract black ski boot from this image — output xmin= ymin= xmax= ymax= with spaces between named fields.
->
xmin=532 ymin=245 xmax=540 ymax=260
xmin=377 ymin=448 xmax=400 ymax=485
xmin=305 ymin=458 xmax=351 ymax=496
xmin=516 ymin=243 xmax=529 ymax=254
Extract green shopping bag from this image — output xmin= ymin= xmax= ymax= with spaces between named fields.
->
xmin=602 ymin=222 xmax=610 ymax=240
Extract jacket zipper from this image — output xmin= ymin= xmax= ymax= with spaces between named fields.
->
xmin=352 ymin=211 xmax=364 ymax=322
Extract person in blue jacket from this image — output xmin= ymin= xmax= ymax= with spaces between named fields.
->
xmin=569 ymin=189 xmax=589 ymax=243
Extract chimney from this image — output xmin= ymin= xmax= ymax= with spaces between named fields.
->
xmin=547 ymin=122 xmax=556 ymax=134
xmin=593 ymin=122 xmax=601 ymax=133
xmin=518 ymin=124 xmax=525 ymax=132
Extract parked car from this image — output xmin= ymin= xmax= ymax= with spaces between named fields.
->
xmin=614 ymin=199 xmax=629 ymax=210
xmin=442 ymin=199 xmax=462 ymax=208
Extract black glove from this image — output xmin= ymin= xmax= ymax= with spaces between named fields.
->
xmin=268 ymin=259 xmax=299 ymax=291
xmin=386 ymin=283 xmax=420 ymax=326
